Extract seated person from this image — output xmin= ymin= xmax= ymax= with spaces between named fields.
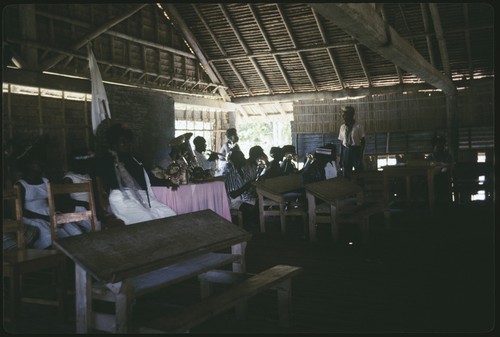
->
xmin=95 ymin=123 xmax=177 ymax=225
xmin=16 ymin=159 xmax=83 ymax=249
xmin=260 ymin=146 xmax=284 ymax=179
xmin=301 ymin=144 xmax=338 ymax=185
xmin=280 ymin=145 xmax=298 ymax=175
xmin=247 ymin=145 xmax=269 ymax=181
xmin=223 ymin=149 xmax=258 ymax=226
xmin=193 ymin=136 xmax=218 ymax=176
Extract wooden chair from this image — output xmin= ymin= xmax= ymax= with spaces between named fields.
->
xmin=2 ymin=185 xmax=66 ymax=327
xmin=94 ymin=176 xmax=126 ymax=229
xmin=47 ymin=181 xmax=100 ymax=238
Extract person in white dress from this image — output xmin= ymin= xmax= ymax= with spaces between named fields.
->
xmin=17 ymin=160 xmax=83 ymax=249
xmin=95 ymin=123 xmax=177 ymax=225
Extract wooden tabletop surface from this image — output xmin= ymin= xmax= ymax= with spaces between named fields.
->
xmin=305 ymin=176 xmax=362 ymax=202
xmin=53 ymin=209 xmax=251 ymax=283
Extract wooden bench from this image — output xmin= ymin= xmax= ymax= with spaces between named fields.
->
xmin=90 ymin=252 xmax=242 ymax=333
xmin=136 ymin=264 xmax=303 ymax=333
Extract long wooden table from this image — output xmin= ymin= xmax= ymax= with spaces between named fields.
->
xmin=53 ymin=209 xmax=251 ymax=333
xmin=305 ymin=177 xmax=362 ymax=242
xmin=255 ymin=173 xmax=306 ymax=233
xmin=381 ymin=163 xmax=450 ymax=213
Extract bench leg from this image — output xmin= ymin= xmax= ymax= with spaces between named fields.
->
xmin=276 ymin=279 xmax=292 ymax=327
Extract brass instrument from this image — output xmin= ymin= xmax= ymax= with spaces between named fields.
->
xmin=205 ymin=149 xmax=224 ymax=157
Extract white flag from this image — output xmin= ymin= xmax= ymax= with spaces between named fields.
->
xmin=88 ymin=44 xmax=111 ymax=135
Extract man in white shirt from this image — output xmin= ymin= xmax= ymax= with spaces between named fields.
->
xmin=338 ymin=106 xmax=365 ymax=177
xmin=193 ymin=136 xmax=218 ymax=176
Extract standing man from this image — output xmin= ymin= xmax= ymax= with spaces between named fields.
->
xmin=338 ymin=106 xmax=365 ymax=177
xmin=218 ymin=128 xmax=240 ymax=175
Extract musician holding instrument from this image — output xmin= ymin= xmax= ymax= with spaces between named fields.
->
xmin=193 ymin=136 xmax=218 ymax=176
xmin=218 ymin=128 xmax=240 ymax=174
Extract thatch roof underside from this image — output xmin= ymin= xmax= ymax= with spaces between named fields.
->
xmin=2 ymin=3 xmax=495 ymax=120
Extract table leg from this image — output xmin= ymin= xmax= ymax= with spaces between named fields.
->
xmin=231 ymin=242 xmax=247 ymax=273
xmin=428 ymin=169 xmax=435 ymax=213
xmin=114 ymin=281 xmax=133 ymax=333
xmin=306 ymin=192 xmax=317 ymax=241
xmin=405 ymin=175 xmax=411 ymax=205
xmin=258 ymin=193 xmax=266 ymax=233
xmin=331 ymin=202 xmax=338 ymax=243
xmin=75 ymin=264 xmax=92 ymax=333
xmin=383 ymin=174 xmax=390 ymax=209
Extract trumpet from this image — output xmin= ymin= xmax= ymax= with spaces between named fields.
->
xmin=206 ymin=149 xmax=224 ymax=157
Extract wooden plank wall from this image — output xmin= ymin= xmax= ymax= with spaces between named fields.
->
xmin=291 ymin=81 xmax=494 ymax=159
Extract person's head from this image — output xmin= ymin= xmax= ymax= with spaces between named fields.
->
xmin=341 ymin=106 xmax=355 ymax=124
xmin=20 ymin=158 xmax=45 ymax=181
xmin=248 ymin=145 xmax=265 ymax=160
xmin=270 ymin=147 xmax=284 ymax=161
xmin=281 ymin=145 xmax=297 ymax=161
xmin=106 ymin=123 xmax=134 ymax=154
xmin=226 ymin=128 xmax=239 ymax=143
xmin=228 ymin=149 xmax=246 ymax=169
xmin=68 ymin=148 xmax=95 ymax=175
xmin=193 ymin=136 xmax=207 ymax=152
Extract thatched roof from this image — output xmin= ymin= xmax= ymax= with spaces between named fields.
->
xmin=2 ymin=3 xmax=494 ymax=119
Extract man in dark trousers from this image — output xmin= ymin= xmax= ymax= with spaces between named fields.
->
xmin=338 ymin=106 xmax=365 ymax=177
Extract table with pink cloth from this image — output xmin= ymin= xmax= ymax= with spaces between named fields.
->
xmin=152 ymin=180 xmax=231 ymax=221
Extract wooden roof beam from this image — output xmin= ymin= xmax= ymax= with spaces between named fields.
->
xmin=248 ymin=4 xmax=293 ymax=93
xmin=312 ymin=9 xmax=345 ymax=89
xmin=429 ymin=4 xmax=451 ymax=78
xmin=353 ymin=39 xmax=372 ymax=87
xmin=276 ymin=4 xmax=317 ymax=91
xmin=192 ymin=4 xmax=226 ymax=57
xmin=219 ymin=4 xmax=272 ymax=95
xmin=41 ymin=4 xmax=148 ymax=71
xmin=462 ymin=4 xmax=474 ymax=80
xmin=420 ymin=4 xmax=435 ymax=67
xmin=308 ymin=3 xmax=456 ymax=96
xmin=164 ymin=4 xmax=231 ymax=102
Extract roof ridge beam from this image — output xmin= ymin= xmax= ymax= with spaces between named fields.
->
xmin=308 ymin=3 xmax=456 ymax=96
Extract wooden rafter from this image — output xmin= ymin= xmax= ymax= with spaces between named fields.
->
xmin=353 ymin=39 xmax=371 ymax=87
xmin=463 ymin=4 xmax=474 ymax=80
xmin=419 ymin=4 xmax=435 ymax=67
xmin=308 ymin=3 xmax=456 ymax=95
xmin=218 ymin=4 xmax=272 ymax=95
xmin=164 ymin=3 xmax=231 ymax=101
xmin=276 ymin=4 xmax=317 ymax=91
xmin=248 ymin=4 xmax=293 ymax=93
xmin=312 ymin=8 xmax=345 ymax=89
xmin=429 ymin=3 xmax=451 ymax=77
xmin=41 ymin=4 xmax=148 ymax=71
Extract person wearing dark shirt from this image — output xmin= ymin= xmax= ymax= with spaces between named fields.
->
xmin=95 ymin=123 xmax=177 ymax=225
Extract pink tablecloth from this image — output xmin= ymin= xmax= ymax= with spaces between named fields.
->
xmin=152 ymin=181 xmax=231 ymax=221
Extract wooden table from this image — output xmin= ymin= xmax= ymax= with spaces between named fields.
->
xmin=53 ymin=209 xmax=251 ymax=333
xmin=255 ymin=173 xmax=305 ymax=233
xmin=305 ymin=177 xmax=362 ymax=242
xmin=381 ymin=163 xmax=449 ymax=213
xmin=152 ymin=180 xmax=231 ymax=221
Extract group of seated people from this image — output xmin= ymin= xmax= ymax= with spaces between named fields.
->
xmin=3 ymin=123 xmax=341 ymax=249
